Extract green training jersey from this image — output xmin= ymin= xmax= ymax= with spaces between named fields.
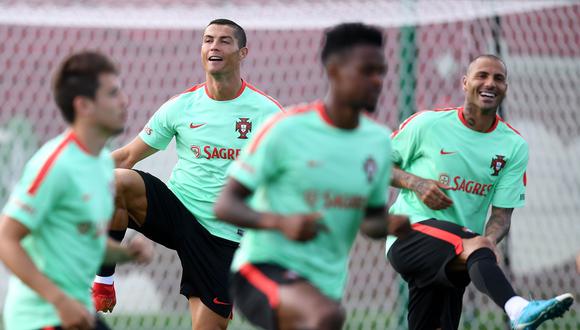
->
xmin=139 ymin=80 xmax=283 ymax=242
xmin=2 ymin=131 xmax=114 ymax=330
xmin=387 ymin=107 xmax=528 ymax=250
xmin=229 ymin=101 xmax=393 ymax=300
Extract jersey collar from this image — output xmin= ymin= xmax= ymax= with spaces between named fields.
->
xmin=457 ymin=107 xmax=500 ymax=133
xmin=204 ymin=79 xmax=246 ymax=101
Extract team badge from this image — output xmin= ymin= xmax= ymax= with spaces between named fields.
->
xmin=191 ymin=145 xmax=201 ymax=158
xmin=235 ymin=118 xmax=252 ymax=139
xmin=144 ymin=126 xmax=152 ymax=135
xmin=363 ymin=156 xmax=377 ymax=183
xmin=304 ymin=190 xmax=318 ymax=209
xmin=490 ymin=155 xmax=507 ymax=176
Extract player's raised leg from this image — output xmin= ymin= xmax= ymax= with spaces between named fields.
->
xmin=93 ymin=168 xmax=149 ymax=312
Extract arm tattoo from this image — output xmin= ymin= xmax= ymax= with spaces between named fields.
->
xmin=484 ymin=207 xmax=513 ymax=244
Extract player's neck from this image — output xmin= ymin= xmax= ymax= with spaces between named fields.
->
xmin=205 ymin=73 xmax=243 ymax=101
xmin=70 ymin=123 xmax=109 ymax=156
xmin=462 ymin=103 xmax=498 ymax=133
xmin=323 ymin=96 xmax=360 ymax=129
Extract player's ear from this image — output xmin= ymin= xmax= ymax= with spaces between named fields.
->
xmin=73 ymin=95 xmax=94 ymax=118
xmin=239 ymin=47 xmax=248 ymax=61
xmin=462 ymin=75 xmax=468 ymax=92
xmin=326 ymin=58 xmax=339 ymax=81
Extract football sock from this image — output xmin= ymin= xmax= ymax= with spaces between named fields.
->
xmin=504 ymin=296 xmax=529 ymax=321
xmin=466 ymin=248 xmax=518 ymax=309
xmin=96 ymin=229 xmax=127 ymax=278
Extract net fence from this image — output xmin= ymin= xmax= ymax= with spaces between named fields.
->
xmin=0 ymin=1 xmax=578 ymax=329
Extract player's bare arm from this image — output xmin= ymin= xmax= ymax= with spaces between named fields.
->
xmin=360 ymin=207 xmax=411 ymax=239
xmin=112 ymin=136 xmax=158 ymax=169
xmin=391 ymin=166 xmax=453 ymax=210
xmin=214 ymin=178 xmax=322 ymax=241
xmin=0 ymin=215 xmax=95 ymax=329
xmin=484 ymin=206 xmax=513 ymax=245
xmin=102 ymin=234 xmax=154 ymax=266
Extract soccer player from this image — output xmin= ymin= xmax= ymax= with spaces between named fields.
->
xmin=387 ymin=54 xmax=574 ymax=329
xmin=214 ymin=23 xmax=411 ymax=330
xmin=90 ymin=19 xmax=283 ymax=329
xmin=0 ymin=51 xmax=153 ymax=330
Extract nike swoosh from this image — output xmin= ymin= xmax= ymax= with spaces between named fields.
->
xmin=213 ymin=297 xmax=231 ymax=305
xmin=190 ymin=123 xmax=205 ymax=129
xmin=440 ymin=149 xmax=457 ymax=155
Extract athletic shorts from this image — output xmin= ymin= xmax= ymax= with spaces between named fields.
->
xmin=387 ymin=219 xmax=478 ymax=330
xmin=38 ymin=316 xmax=110 ymax=330
xmin=129 ymin=170 xmax=239 ymax=318
xmin=230 ymin=263 xmax=305 ymax=330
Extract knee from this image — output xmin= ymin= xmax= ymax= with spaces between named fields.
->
xmin=309 ymin=304 xmax=345 ymax=330
xmin=463 ymin=236 xmax=494 ymax=257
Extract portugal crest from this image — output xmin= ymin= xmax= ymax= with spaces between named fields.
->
xmin=363 ymin=156 xmax=377 ymax=183
xmin=191 ymin=145 xmax=201 ymax=158
xmin=490 ymin=155 xmax=507 ymax=176
xmin=235 ymin=118 xmax=252 ymax=139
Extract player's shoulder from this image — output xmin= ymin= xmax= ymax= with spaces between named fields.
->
xmin=394 ymin=107 xmax=458 ymax=132
xmin=496 ymin=118 xmax=528 ymax=148
xmin=22 ymin=132 xmax=80 ymax=191
xmin=160 ymin=82 xmax=206 ymax=109
xmin=361 ymin=115 xmax=393 ymax=139
xmin=243 ymin=81 xmax=285 ymax=113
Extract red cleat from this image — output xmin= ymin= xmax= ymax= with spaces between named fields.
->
xmin=92 ymin=282 xmax=116 ymax=313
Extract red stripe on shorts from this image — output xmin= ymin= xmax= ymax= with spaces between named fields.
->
xmin=239 ymin=263 xmax=280 ymax=308
xmin=412 ymin=223 xmax=464 ymax=255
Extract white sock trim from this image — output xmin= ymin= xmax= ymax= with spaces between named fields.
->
xmin=94 ymin=275 xmax=114 ymax=285
xmin=505 ymin=296 xmax=529 ymax=321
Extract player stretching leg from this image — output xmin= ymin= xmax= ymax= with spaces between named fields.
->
xmin=0 ymin=52 xmax=153 ymax=330
xmin=91 ymin=19 xmax=283 ymax=330
xmin=386 ymin=54 xmax=574 ymax=330
xmin=215 ymin=23 xmax=411 ymax=330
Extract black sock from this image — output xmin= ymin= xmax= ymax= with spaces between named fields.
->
xmin=466 ymin=248 xmax=517 ymax=308
xmin=96 ymin=229 xmax=127 ymax=277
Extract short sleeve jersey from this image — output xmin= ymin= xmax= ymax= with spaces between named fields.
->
xmin=229 ymin=101 xmax=393 ymax=300
xmin=387 ymin=107 xmax=528 ymax=250
xmin=139 ymin=80 xmax=283 ymax=242
xmin=2 ymin=131 xmax=114 ymax=330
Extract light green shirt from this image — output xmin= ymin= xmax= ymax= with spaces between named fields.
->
xmin=139 ymin=81 xmax=283 ymax=242
xmin=230 ymin=101 xmax=393 ymax=300
xmin=2 ymin=131 xmax=114 ymax=330
xmin=387 ymin=108 xmax=528 ymax=251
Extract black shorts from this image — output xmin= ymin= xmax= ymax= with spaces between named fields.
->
xmin=230 ymin=263 xmax=305 ymax=330
xmin=39 ymin=316 xmax=110 ymax=330
xmin=387 ymin=219 xmax=478 ymax=330
xmin=129 ymin=170 xmax=239 ymax=318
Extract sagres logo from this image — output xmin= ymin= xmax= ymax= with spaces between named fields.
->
xmin=490 ymin=155 xmax=507 ymax=176
xmin=235 ymin=118 xmax=252 ymax=139
xmin=191 ymin=145 xmax=201 ymax=158
xmin=363 ymin=156 xmax=377 ymax=183
xmin=192 ymin=145 xmax=241 ymax=160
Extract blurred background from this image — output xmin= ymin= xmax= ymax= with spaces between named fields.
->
xmin=0 ymin=0 xmax=578 ymax=329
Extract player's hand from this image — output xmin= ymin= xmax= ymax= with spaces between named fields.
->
xmin=127 ymin=234 xmax=154 ymax=264
xmin=575 ymin=252 xmax=580 ymax=274
xmin=277 ymin=213 xmax=325 ymax=242
xmin=412 ymin=178 xmax=453 ymax=210
xmin=387 ymin=214 xmax=412 ymax=239
xmin=55 ymin=295 xmax=95 ymax=330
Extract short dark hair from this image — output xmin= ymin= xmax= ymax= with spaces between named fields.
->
xmin=321 ymin=23 xmax=383 ymax=64
xmin=52 ymin=51 xmax=118 ymax=123
xmin=207 ymin=18 xmax=247 ymax=48
xmin=467 ymin=54 xmax=507 ymax=76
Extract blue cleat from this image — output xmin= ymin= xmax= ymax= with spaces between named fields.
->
xmin=511 ymin=293 xmax=574 ymax=329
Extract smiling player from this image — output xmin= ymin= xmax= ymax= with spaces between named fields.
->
xmin=387 ymin=54 xmax=574 ymax=330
